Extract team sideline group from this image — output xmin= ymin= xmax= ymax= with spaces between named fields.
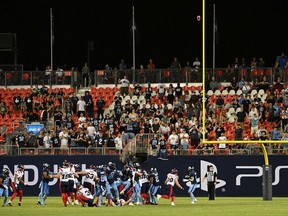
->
xmin=0 ymin=161 xmax=207 ymax=207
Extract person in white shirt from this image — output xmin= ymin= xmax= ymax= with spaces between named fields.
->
xmin=78 ymin=113 xmax=87 ymax=128
xmin=158 ymin=82 xmax=166 ymax=99
xmin=119 ymin=76 xmax=130 ymax=96
xmin=217 ymin=133 xmax=227 ymax=154
xmin=59 ymin=128 xmax=69 ymax=151
xmin=86 ymin=122 xmax=96 ymax=138
xmin=77 ymin=96 xmax=86 ymax=117
xmin=114 ymin=133 xmax=123 ymax=153
xmin=43 ymin=132 xmax=51 ymax=149
xmin=168 ymin=130 xmax=179 ymax=151
xmin=193 ymin=57 xmax=201 ymax=75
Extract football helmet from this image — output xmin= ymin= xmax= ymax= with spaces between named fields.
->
xmin=43 ymin=163 xmax=50 ymax=169
xmin=171 ymin=168 xmax=178 ymax=174
xmin=62 ymin=160 xmax=69 ymax=167
xmin=90 ymin=164 xmax=96 ymax=171
xmin=188 ymin=166 xmax=194 ymax=171
xmin=2 ymin=168 xmax=9 ymax=175
xmin=17 ymin=164 xmax=24 ymax=170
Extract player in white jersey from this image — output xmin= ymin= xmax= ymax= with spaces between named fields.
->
xmin=50 ymin=161 xmax=75 ymax=207
xmin=7 ymin=164 xmax=26 ymax=206
xmin=77 ymin=185 xmax=95 ymax=207
xmin=76 ymin=165 xmax=98 ymax=196
xmin=157 ymin=168 xmax=184 ymax=206
xmin=67 ymin=163 xmax=77 ymax=205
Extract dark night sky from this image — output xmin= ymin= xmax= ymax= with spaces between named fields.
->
xmin=1 ymin=0 xmax=288 ymax=71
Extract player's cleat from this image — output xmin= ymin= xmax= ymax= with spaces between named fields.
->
xmin=37 ymin=201 xmax=41 ymax=205
xmin=128 ymin=202 xmax=134 ymax=206
xmin=18 ymin=203 xmax=21 ymax=206
xmin=7 ymin=202 xmax=12 ymax=207
xmin=71 ymin=202 xmax=75 ymax=206
xmin=2 ymin=204 xmax=5 ymax=207
xmin=157 ymin=194 xmax=161 ymax=201
xmin=191 ymin=201 xmax=195 ymax=204
xmin=81 ymin=204 xmax=86 ymax=207
xmin=194 ymin=198 xmax=197 ymax=202
xmin=171 ymin=202 xmax=175 ymax=206
xmin=120 ymin=190 xmax=124 ymax=195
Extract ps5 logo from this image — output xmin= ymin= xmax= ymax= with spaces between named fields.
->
xmin=236 ymin=166 xmax=288 ymax=186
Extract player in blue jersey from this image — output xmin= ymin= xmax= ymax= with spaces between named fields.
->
xmin=117 ymin=165 xmax=132 ymax=195
xmin=106 ymin=162 xmax=120 ymax=206
xmin=130 ymin=163 xmax=143 ymax=205
xmin=148 ymin=168 xmax=160 ymax=205
xmin=0 ymin=168 xmax=11 ymax=206
xmin=37 ymin=163 xmax=52 ymax=205
xmin=183 ymin=166 xmax=198 ymax=204
xmin=96 ymin=165 xmax=108 ymax=207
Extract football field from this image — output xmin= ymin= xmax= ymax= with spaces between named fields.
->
xmin=0 ymin=197 xmax=287 ymax=216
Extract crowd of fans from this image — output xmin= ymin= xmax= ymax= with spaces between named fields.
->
xmin=1 ymin=69 xmax=288 ymax=157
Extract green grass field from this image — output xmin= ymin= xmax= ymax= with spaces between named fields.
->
xmin=0 ymin=197 xmax=287 ymax=216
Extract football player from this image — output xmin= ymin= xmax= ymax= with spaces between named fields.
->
xmin=96 ymin=165 xmax=108 ymax=207
xmin=37 ymin=163 xmax=52 ymax=205
xmin=130 ymin=163 xmax=143 ymax=205
xmin=50 ymin=161 xmax=73 ymax=207
xmin=106 ymin=162 xmax=120 ymax=206
xmin=7 ymin=164 xmax=27 ymax=206
xmin=148 ymin=168 xmax=160 ymax=205
xmin=183 ymin=166 xmax=198 ymax=204
xmin=77 ymin=185 xmax=95 ymax=207
xmin=76 ymin=164 xmax=98 ymax=196
xmin=157 ymin=168 xmax=184 ymax=206
xmin=0 ymin=168 xmax=11 ymax=206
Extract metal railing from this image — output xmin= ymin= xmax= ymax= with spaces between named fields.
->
xmin=133 ymin=134 xmax=288 ymax=156
xmin=0 ymin=66 xmax=285 ymax=88
xmin=0 ymin=145 xmax=120 ymax=156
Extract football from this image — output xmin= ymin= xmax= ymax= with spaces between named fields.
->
xmin=197 ymin=15 xmax=201 ymax=21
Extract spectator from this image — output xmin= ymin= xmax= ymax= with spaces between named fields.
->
xmin=158 ymin=81 xmax=166 ymax=100
xmin=119 ymin=59 xmax=127 ymax=71
xmin=274 ymin=52 xmax=288 ymax=80
xmin=217 ymin=132 xmax=227 ymax=154
xmin=270 ymin=127 xmax=280 ymax=140
xmin=81 ymin=63 xmax=90 ymax=87
xmin=272 ymin=77 xmax=284 ymax=93
xmin=215 ymin=96 xmax=224 ymax=108
xmin=158 ymin=134 xmax=168 ymax=160
xmin=150 ymin=134 xmax=159 ymax=156
xmin=119 ymin=76 xmax=130 ymax=96
xmin=0 ymin=101 xmax=8 ymax=117
xmin=147 ymin=59 xmax=156 ymax=83
xmin=114 ymin=132 xmax=123 ymax=154
xmin=170 ymin=57 xmax=181 ymax=82
xmin=55 ymin=66 xmax=64 ymax=84
xmin=250 ymin=113 xmax=261 ymax=135
xmin=167 ymin=84 xmax=175 ymax=104
xmin=59 ymin=127 xmax=70 ymax=152
xmin=192 ymin=57 xmax=201 ymax=75
xmin=77 ymin=96 xmax=86 ymax=117
xmin=78 ymin=112 xmax=87 ymax=128
xmin=234 ymin=124 xmax=243 ymax=140
xmin=133 ymin=83 xmax=142 ymax=97
xmin=209 ymin=77 xmax=220 ymax=90
xmin=83 ymin=91 xmax=94 ymax=118
xmin=70 ymin=93 xmax=79 ymax=114
xmin=31 ymin=84 xmax=40 ymax=97
xmin=13 ymin=92 xmax=22 ymax=116
xmin=168 ymin=130 xmax=179 ymax=152
xmin=151 ymin=118 xmax=160 ymax=134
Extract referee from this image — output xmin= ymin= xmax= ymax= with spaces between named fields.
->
xmin=202 ymin=165 xmax=218 ymax=200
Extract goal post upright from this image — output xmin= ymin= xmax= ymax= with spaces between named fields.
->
xmin=201 ymin=0 xmax=272 ymax=201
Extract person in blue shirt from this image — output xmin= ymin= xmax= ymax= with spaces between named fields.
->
xmin=37 ymin=163 xmax=52 ymax=205
xmin=270 ymin=127 xmax=280 ymax=140
xmin=183 ymin=166 xmax=198 ymax=204
xmin=0 ymin=168 xmax=11 ymax=206
xmin=275 ymin=52 xmax=288 ymax=80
